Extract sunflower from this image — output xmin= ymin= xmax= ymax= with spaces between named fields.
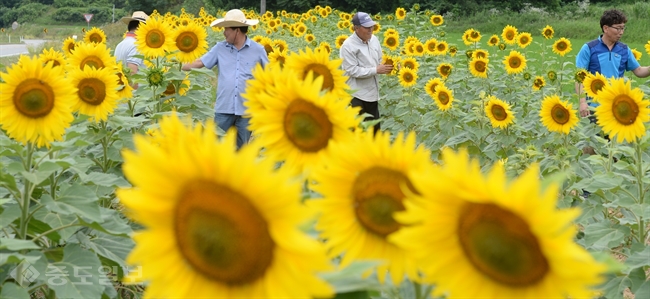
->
xmin=485 ymin=96 xmax=515 ymax=128
xmin=62 ymin=37 xmax=78 ymax=57
xmin=449 ymin=46 xmax=458 ymax=56
xmin=430 ymin=14 xmax=444 ymax=26
xmin=424 ymin=78 xmax=443 ymax=99
xmin=488 ymin=35 xmax=500 ymax=46
xmin=583 ymin=72 xmax=608 ymax=99
xmin=69 ymin=65 xmax=120 ymax=122
xmin=135 ymin=16 xmax=175 ymax=58
xmin=435 ymin=41 xmax=448 ymax=56
xmin=84 ymin=27 xmax=107 ymax=44
xmin=118 ymin=113 xmax=334 ymax=298
xmin=284 ymin=47 xmax=349 ymax=99
xmin=0 ymin=56 xmax=76 ymax=147
xmin=552 ymin=38 xmax=572 ymax=56
xmin=413 ymin=42 xmax=425 ymax=56
xmin=541 ymin=25 xmax=554 ymax=39
xmin=395 ymin=7 xmax=406 ymax=20
xmin=382 ymin=55 xmax=399 ymax=75
xmin=398 ymin=68 xmax=418 ymax=88
xmin=516 ymin=32 xmax=532 ymax=48
xmin=645 ymin=40 xmax=650 ymax=55
xmin=294 ymin=22 xmax=307 ymax=37
xmin=469 ymin=58 xmax=489 ymax=78
xmin=268 ymin=49 xmax=288 ymax=68
xmin=273 ymin=39 xmax=289 ymax=52
xmin=540 ymin=95 xmax=579 ymax=134
xmin=383 ymin=35 xmax=400 ymax=51
xmin=115 ymin=65 xmax=134 ymax=100
xmin=433 ymin=85 xmax=453 ymax=111
xmin=305 ymin=33 xmax=316 ymax=43
xmin=472 ymin=49 xmax=488 ymax=60
xmin=501 ymin=25 xmax=518 ymax=45
xmin=463 ymin=29 xmax=480 ymax=45
xmin=437 ymin=63 xmax=452 ymax=79
xmin=594 ymin=77 xmax=650 ymax=143
xmin=318 ymin=42 xmax=332 ymax=54
xmin=39 ymin=47 xmax=66 ymax=68
xmin=401 ymin=57 xmax=419 ymax=72
xmin=574 ymin=69 xmax=588 ymax=83
xmin=532 ymin=76 xmax=546 ymax=91
xmin=68 ymin=42 xmax=117 ymax=71
xmin=390 ymin=148 xmax=606 ymax=298
xmin=335 ymin=34 xmax=347 ymax=49
xmin=503 ymin=51 xmax=526 ymax=74
xmin=384 ymin=28 xmax=399 ymax=37
xmin=631 ymin=48 xmax=642 ymax=61
xmin=547 ymin=70 xmax=557 ymax=82
xmin=373 ymin=23 xmax=381 ymax=34
xmin=310 ymin=130 xmax=431 ymax=285
xmin=171 ymin=21 xmax=208 ymax=63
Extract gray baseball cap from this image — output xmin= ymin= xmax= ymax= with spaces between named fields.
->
xmin=352 ymin=12 xmax=376 ymax=28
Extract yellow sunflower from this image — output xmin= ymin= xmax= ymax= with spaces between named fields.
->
xmin=434 ymin=41 xmax=448 ymax=56
xmin=62 ymin=37 xmax=78 ymax=57
xmin=645 ymin=40 xmax=650 ymax=55
xmin=424 ymin=78 xmax=443 ymax=99
xmin=449 ymin=46 xmax=458 ymax=56
xmin=501 ymin=25 xmax=518 ymax=45
xmin=541 ymin=25 xmax=554 ymax=39
xmin=547 ymin=70 xmax=557 ymax=82
xmin=413 ymin=42 xmax=425 ymax=56
xmin=384 ymin=28 xmax=399 ymax=37
xmin=433 ymin=85 xmax=453 ymax=111
xmin=398 ymin=67 xmax=418 ymax=88
xmin=401 ymin=57 xmax=419 ymax=72
xmin=395 ymin=7 xmax=406 ymax=20
xmin=383 ymin=35 xmax=400 ymax=51
xmin=135 ymin=16 xmax=175 ymax=58
xmin=390 ymin=148 xmax=606 ymax=298
xmin=552 ymin=38 xmax=572 ymax=56
xmin=305 ymin=33 xmax=316 ymax=43
xmin=503 ymin=51 xmax=526 ymax=74
xmin=69 ymin=65 xmax=120 ymax=122
xmin=245 ymin=68 xmax=360 ymax=176
xmin=382 ymin=55 xmax=399 ymax=75
xmin=469 ymin=58 xmax=489 ymax=78
xmin=115 ymin=65 xmax=134 ymax=100
xmin=118 ymin=113 xmax=334 ymax=298
xmin=594 ymin=77 xmax=650 ymax=143
xmin=574 ymin=69 xmax=588 ymax=83
xmin=516 ymin=32 xmax=532 ymax=48
xmin=485 ymin=96 xmax=515 ymax=128
xmin=284 ymin=47 xmax=349 ymax=100
xmin=68 ymin=42 xmax=117 ymax=71
xmin=488 ymin=35 xmax=500 ymax=46
xmin=540 ymin=95 xmax=579 ymax=134
xmin=583 ymin=72 xmax=608 ymax=99
xmin=532 ymin=76 xmax=546 ymax=91
xmin=39 ymin=47 xmax=66 ymax=68
xmin=472 ymin=49 xmax=489 ymax=59
xmin=437 ymin=63 xmax=452 ymax=79
xmin=258 ymin=36 xmax=274 ymax=55
xmin=170 ymin=21 xmax=208 ymax=63
xmin=631 ymin=48 xmax=642 ymax=61
xmin=0 ymin=56 xmax=76 ymax=147
xmin=310 ymin=130 xmax=431 ymax=285
xmin=268 ymin=49 xmax=288 ymax=68
xmin=430 ymin=15 xmax=443 ymax=26
xmin=273 ymin=39 xmax=289 ymax=52
xmin=84 ymin=27 xmax=107 ymax=44
xmin=373 ymin=23 xmax=381 ymax=35
xmin=335 ymin=34 xmax=347 ymax=49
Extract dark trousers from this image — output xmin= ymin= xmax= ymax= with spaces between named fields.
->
xmin=350 ymin=97 xmax=380 ymax=134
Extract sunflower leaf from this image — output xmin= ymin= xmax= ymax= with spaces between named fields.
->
xmin=582 ymin=221 xmax=630 ymax=250
xmin=0 ymin=282 xmax=30 ymax=299
xmin=45 ymin=244 xmax=109 ymax=299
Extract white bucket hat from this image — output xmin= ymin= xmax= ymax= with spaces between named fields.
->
xmin=120 ymin=11 xmax=149 ymax=25
xmin=210 ymin=9 xmax=259 ymax=27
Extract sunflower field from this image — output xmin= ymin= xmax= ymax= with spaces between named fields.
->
xmin=1 ymin=4 xmax=650 ymax=299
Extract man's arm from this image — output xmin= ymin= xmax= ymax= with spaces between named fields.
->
xmin=632 ymin=66 xmax=650 ymax=78
xmin=575 ymin=82 xmax=590 ymax=117
xmin=126 ymin=62 xmax=139 ymax=90
xmin=182 ymin=59 xmax=205 ymax=71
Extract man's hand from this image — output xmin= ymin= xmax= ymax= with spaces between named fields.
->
xmin=579 ymin=98 xmax=590 ymax=117
xmin=376 ymin=64 xmax=393 ymax=74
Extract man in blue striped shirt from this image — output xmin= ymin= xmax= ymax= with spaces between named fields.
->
xmin=182 ymin=9 xmax=268 ymax=149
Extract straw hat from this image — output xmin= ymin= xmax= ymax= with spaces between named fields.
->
xmin=120 ymin=11 xmax=149 ymax=25
xmin=210 ymin=9 xmax=259 ymax=27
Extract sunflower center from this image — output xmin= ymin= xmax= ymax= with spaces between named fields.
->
xmin=176 ymin=31 xmax=198 ymax=53
xmin=520 ymin=37 xmax=529 ymax=44
xmin=45 ymin=59 xmax=61 ymax=67
xmin=491 ymin=104 xmax=508 ymax=121
xmin=403 ymin=72 xmax=414 ymax=82
xmin=387 ymin=37 xmax=397 ymax=47
xmin=508 ymin=57 xmax=521 ymax=68
xmin=89 ymin=33 xmax=103 ymax=43
xmin=416 ymin=45 xmax=424 ymax=53
xmin=78 ymin=78 xmax=107 ymax=106
xmin=506 ymin=32 xmax=515 ymax=40
xmin=611 ymin=95 xmax=639 ymax=125
xmin=303 ymin=63 xmax=335 ymax=92
xmin=550 ymin=104 xmax=570 ymax=124
xmin=174 ymin=180 xmax=275 ymax=286
xmin=353 ymin=167 xmax=415 ymax=237
xmin=80 ymin=56 xmax=105 ymax=70
xmin=438 ymin=92 xmax=450 ymax=105
xmin=557 ymin=42 xmax=567 ymax=51
xmin=12 ymin=78 xmax=55 ymax=118
xmin=146 ymin=29 xmax=165 ymax=49
xmin=283 ymin=99 xmax=333 ymax=153
xmin=404 ymin=62 xmax=415 ymax=69
xmin=590 ymin=80 xmax=605 ymax=94
xmin=475 ymin=61 xmax=486 ymax=72
xmin=436 ymin=44 xmax=445 ymax=51
xmin=440 ymin=66 xmax=451 ymax=76
xmin=164 ymin=82 xmax=177 ymax=95
xmin=458 ymin=203 xmax=549 ymax=286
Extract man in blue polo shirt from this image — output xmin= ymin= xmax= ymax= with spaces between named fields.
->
xmin=575 ymin=9 xmax=650 ymax=118
xmin=182 ymin=9 xmax=268 ymax=149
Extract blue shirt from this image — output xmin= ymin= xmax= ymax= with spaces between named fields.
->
xmin=200 ymin=37 xmax=268 ymax=115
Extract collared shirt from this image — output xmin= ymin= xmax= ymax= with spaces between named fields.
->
xmin=114 ymin=33 xmax=143 ymax=69
xmin=340 ymin=32 xmax=382 ymax=102
xmin=200 ymin=37 xmax=268 ymax=115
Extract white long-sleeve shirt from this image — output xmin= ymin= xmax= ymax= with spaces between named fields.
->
xmin=340 ymin=32 xmax=382 ymax=102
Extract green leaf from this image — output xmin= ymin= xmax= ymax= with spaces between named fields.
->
xmin=20 ymin=161 xmax=62 ymax=185
xmin=70 ymin=231 xmax=133 ymax=269
xmin=77 ymin=172 xmax=129 ymax=188
xmin=583 ymin=221 xmax=629 ymax=250
xmin=0 ymin=252 xmax=42 ymax=265
xmin=628 ymin=267 xmax=647 ymax=293
xmin=76 ymin=208 xmax=132 ymax=237
xmin=0 ymin=282 xmax=30 ymax=299
xmin=584 ymin=173 xmax=624 ymax=192
xmin=0 ymin=239 xmax=40 ymax=251
xmin=0 ymin=204 xmax=21 ymax=230
xmin=45 ymin=244 xmax=109 ymax=299
xmin=42 ymin=184 xmax=101 ymax=223
xmin=634 ymin=281 xmax=650 ymax=299
xmin=33 ymin=209 xmax=79 ymax=242
xmin=320 ymin=261 xmax=383 ymax=294
xmin=625 ymin=247 xmax=650 ymax=271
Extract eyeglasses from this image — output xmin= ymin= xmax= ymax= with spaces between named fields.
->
xmin=609 ymin=25 xmax=626 ymax=32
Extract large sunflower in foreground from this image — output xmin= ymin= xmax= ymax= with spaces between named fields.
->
xmin=69 ymin=66 xmax=120 ymax=122
xmin=0 ymin=55 xmax=76 ymax=147
xmin=118 ymin=113 xmax=334 ymax=298
xmin=552 ymin=38 xmax=572 ymax=56
xmin=398 ymin=67 xmax=418 ymax=88
xmin=469 ymin=58 xmax=489 ymax=78
xmin=284 ymin=47 xmax=349 ymax=100
xmin=503 ymin=51 xmax=526 ymax=74
xmin=246 ymin=68 xmax=360 ymax=176
xmin=68 ymin=42 xmax=116 ymax=71
xmin=485 ymin=96 xmax=515 ymax=128
xmin=582 ymin=72 xmax=608 ymax=99
xmin=135 ymin=16 xmax=175 ymax=58
xmin=390 ymin=148 xmax=606 ymax=299
xmin=540 ymin=95 xmax=579 ymax=134
xmin=433 ymin=85 xmax=453 ymax=111
xmin=594 ymin=77 xmax=650 ymax=143
xmin=84 ymin=27 xmax=107 ymax=44
xmin=310 ymin=130 xmax=431 ymax=285
xmin=501 ymin=25 xmax=518 ymax=45
xmin=171 ymin=21 xmax=208 ymax=63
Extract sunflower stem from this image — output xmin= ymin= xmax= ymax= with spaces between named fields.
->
xmin=413 ymin=281 xmax=423 ymax=299
xmin=16 ymin=142 xmax=35 ymax=287
xmin=634 ymin=142 xmax=646 ymax=243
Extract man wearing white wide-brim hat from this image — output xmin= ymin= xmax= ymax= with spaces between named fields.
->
xmin=115 ymin=11 xmax=149 ymax=89
xmin=182 ymin=9 xmax=268 ymax=149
